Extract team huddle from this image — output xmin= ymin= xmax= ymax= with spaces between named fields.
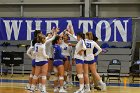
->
xmin=25 ymin=26 xmax=106 ymax=93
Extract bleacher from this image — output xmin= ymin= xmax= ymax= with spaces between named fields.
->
xmin=97 ymin=42 xmax=132 ymax=75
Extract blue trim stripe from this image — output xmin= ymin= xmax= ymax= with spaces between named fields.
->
xmin=106 ymin=83 xmax=140 ymax=87
xmin=0 ymin=79 xmax=28 ymax=83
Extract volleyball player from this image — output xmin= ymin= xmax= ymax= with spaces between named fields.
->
xmin=25 ymin=30 xmax=42 ymax=90
xmin=46 ymin=32 xmax=54 ymax=81
xmin=30 ymin=34 xmax=49 ymax=93
xmin=60 ymin=34 xmax=73 ymax=87
xmin=25 ymin=41 xmax=36 ymax=90
xmin=67 ymin=31 xmax=87 ymax=93
xmin=84 ymin=32 xmax=106 ymax=92
xmin=45 ymin=28 xmax=58 ymax=83
xmin=52 ymin=35 xmax=67 ymax=93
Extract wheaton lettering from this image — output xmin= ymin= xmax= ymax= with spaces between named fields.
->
xmin=0 ymin=18 xmax=132 ymax=42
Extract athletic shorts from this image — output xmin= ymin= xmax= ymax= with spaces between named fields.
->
xmin=75 ymin=59 xmax=84 ymax=64
xmin=84 ymin=60 xmax=95 ymax=64
xmin=35 ymin=61 xmax=48 ymax=66
xmin=53 ymin=60 xmax=63 ymax=67
xmin=32 ymin=59 xmax=36 ymax=67
xmin=94 ymin=56 xmax=98 ymax=62
xmin=84 ymin=56 xmax=98 ymax=64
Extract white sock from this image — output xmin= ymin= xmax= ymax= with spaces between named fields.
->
xmin=39 ymin=83 xmax=42 ymax=88
xmin=31 ymin=84 xmax=35 ymax=90
xmin=64 ymin=81 xmax=66 ymax=85
xmin=42 ymin=85 xmax=46 ymax=91
xmin=98 ymin=80 xmax=104 ymax=85
xmin=80 ymin=84 xmax=84 ymax=90
xmin=85 ymin=84 xmax=90 ymax=89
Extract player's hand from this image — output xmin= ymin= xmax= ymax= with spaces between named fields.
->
xmin=55 ymin=28 xmax=60 ymax=33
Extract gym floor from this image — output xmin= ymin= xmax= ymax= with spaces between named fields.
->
xmin=0 ymin=74 xmax=140 ymax=93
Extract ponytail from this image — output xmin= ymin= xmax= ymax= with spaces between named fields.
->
xmin=86 ymin=32 xmax=93 ymax=40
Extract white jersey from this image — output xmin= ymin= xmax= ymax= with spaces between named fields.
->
xmin=60 ymin=41 xmax=72 ymax=56
xmin=84 ymin=39 xmax=102 ymax=61
xmin=67 ymin=33 xmax=86 ymax=60
xmin=34 ymin=43 xmax=49 ymax=62
xmin=74 ymin=39 xmax=87 ymax=60
xmin=27 ymin=46 xmax=35 ymax=59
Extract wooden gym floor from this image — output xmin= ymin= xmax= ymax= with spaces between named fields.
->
xmin=0 ymin=74 xmax=140 ymax=93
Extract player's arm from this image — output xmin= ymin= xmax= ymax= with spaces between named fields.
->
xmin=26 ymin=46 xmax=33 ymax=59
xmin=77 ymin=40 xmax=87 ymax=55
xmin=94 ymin=42 xmax=102 ymax=56
xmin=67 ymin=31 xmax=77 ymax=40
xmin=68 ymin=43 xmax=76 ymax=47
xmin=45 ymin=31 xmax=57 ymax=44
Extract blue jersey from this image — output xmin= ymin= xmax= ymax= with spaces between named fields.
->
xmin=53 ymin=44 xmax=66 ymax=60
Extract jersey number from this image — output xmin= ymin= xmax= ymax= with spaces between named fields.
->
xmin=86 ymin=43 xmax=91 ymax=48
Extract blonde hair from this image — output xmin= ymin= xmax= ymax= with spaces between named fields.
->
xmin=86 ymin=32 xmax=93 ymax=40
xmin=37 ymin=34 xmax=46 ymax=44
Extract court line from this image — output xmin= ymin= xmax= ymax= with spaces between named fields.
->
xmin=0 ymin=79 xmax=140 ymax=87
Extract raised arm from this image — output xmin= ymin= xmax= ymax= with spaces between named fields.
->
xmin=81 ymin=40 xmax=87 ymax=50
xmin=45 ymin=31 xmax=57 ymax=44
xmin=66 ymin=31 xmax=77 ymax=40
xmin=77 ymin=40 xmax=87 ymax=55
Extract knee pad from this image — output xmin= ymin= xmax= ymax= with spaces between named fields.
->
xmin=53 ymin=67 xmax=58 ymax=73
xmin=59 ymin=76 xmax=64 ymax=80
xmin=41 ymin=76 xmax=46 ymax=80
xmin=77 ymin=74 xmax=83 ymax=79
xmin=33 ymin=75 xmax=38 ymax=79
xmin=64 ymin=71 xmax=68 ymax=76
xmin=30 ymin=74 xmax=33 ymax=78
